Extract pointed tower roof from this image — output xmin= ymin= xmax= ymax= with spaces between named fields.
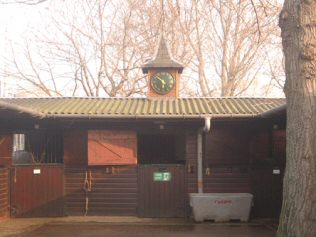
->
xmin=142 ymin=36 xmax=184 ymax=73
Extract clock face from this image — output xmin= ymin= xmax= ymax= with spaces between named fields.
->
xmin=150 ymin=72 xmax=175 ymax=94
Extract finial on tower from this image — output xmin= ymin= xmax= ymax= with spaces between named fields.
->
xmin=142 ymin=35 xmax=184 ymax=74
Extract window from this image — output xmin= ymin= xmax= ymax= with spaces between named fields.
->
xmin=13 ymin=131 xmax=63 ymax=164
xmin=138 ymin=134 xmax=185 ymax=164
xmin=13 ymin=134 xmax=25 ymax=151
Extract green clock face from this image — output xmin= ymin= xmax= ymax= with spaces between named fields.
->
xmin=151 ymin=72 xmax=175 ymax=94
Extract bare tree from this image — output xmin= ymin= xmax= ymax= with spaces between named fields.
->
xmin=2 ymin=0 xmax=283 ymax=97
xmin=0 ymin=0 xmax=47 ymax=4
xmin=3 ymin=0 xmax=149 ymax=97
xmin=169 ymin=0 xmax=282 ymax=97
xmin=277 ymin=0 xmax=316 ymax=236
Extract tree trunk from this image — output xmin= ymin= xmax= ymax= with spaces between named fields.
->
xmin=278 ymin=0 xmax=316 ymax=237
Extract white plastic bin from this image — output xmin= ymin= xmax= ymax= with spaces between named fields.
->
xmin=190 ymin=193 xmax=253 ymax=222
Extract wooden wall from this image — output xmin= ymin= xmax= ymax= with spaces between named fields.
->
xmin=64 ymin=128 xmax=138 ymax=216
xmin=64 ymin=130 xmax=87 ymax=165
xmin=10 ymin=165 xmax=64 ymax=217
xmin=0 ymin=135 xmax=11 ymax=217
xmin=203 ymin=123 xmax=252 ymax=193
xmin=138 ymin=165 xmax=185 ymax=217
xmin=250 ymin=128 xmax=285 ymax=218
xmin=88 ymin=130 xmax=137 ymax=165
xmin=185 ymin=132 xmax=198 ymax=193
xmin=64 ymin=166 xmax=137 ymax=216
xmin=250 ymin=130 xmax=271 ymax=161
xmin=273 ymin=129 xmax=286 ymax=163
xmin=0 ymin=168 xmax=9 ymax=217
xmin=61 ymin=120 xmax=285 ymax=218
xmin=202 ymin=121 xmax=286 ymax=218
xmin=185 ymin=132 xmax=197 ymax=216
xmin=0 ymin=135 xmax=12 ymax=166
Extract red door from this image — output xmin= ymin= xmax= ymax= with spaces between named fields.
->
xmin=10 ymin=165 xmax=64 ymax=217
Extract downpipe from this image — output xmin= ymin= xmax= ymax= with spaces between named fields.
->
xmin=197 ymin=117 xmax=211 ymax=193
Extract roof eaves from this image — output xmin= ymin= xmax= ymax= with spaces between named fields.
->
xmin=259 ymin=104 xmax=286 ymax=118
xmin=0 ymin=100 xmax=45 ymax=118
xmin=45 ymin=113 xmax=259 ymax=120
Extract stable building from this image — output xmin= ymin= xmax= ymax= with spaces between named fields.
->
xmin=0 ymin=37 xmax=286 ymax=219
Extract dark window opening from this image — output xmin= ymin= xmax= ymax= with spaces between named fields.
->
xmin=13 ymin=130 xmax=63 ymax=164
xmin=137 ymin=134 xmax=185 ymax=164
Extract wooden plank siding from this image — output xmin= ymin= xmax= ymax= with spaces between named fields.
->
xmin=88 ymin=130 xmax=137 ymax=165
xmin=250 ymin=131 xmax=271 ymax=161
xmin=273 ymin=130 xmax=286 ymax=163
xmin=64 ymin=166 xmax=138 ymax=216
xmin=10 ymin=165 xmax=64 ymax=217
xmin=203 ymin=167 xmax=251 ymax=193
xmin=250 ymin=128 xmax=286 ymax=218
xmin=138 ymin=165 xmax=185 ymax=217
xmin=64 ymin=130 xmax=87 ymax=166
xmin=0 ymin=135 xmax=12 ymax=166
xmin=204 ymin=124 xmax=251 ymax=165
xmin=203 ymin=124 xmax=252 ymax=194
xmin=185 ymin=132 xmax=197 ymax=216
xmin=185 ymin=132 xmax=198 ymax=194
xmin=0 ymin=168 xmax=9 ymax=217
xmin=251 ymin=166 xmax=284 ymax=218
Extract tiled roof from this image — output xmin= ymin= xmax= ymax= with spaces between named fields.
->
xmin=0 ymin=97 xmax=285 ymax=119
xmin=142 ymin=36 xmax=184 ymax=73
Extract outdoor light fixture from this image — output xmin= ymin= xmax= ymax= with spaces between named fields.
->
xmin=205 ymin=167 xmax=211 ymax=176
xmin=153 ymin=120 xmax=166 ymax=124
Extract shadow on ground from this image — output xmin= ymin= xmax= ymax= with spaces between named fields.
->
xmin=13 ymin=223 xmax=276 ymax=237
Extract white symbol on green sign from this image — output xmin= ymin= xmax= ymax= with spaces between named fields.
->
xmin=153 ymin=172 xmax=171 ymax=181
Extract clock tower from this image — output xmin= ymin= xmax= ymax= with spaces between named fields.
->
xmin=142 ymin=36 xmax=184 ymax=98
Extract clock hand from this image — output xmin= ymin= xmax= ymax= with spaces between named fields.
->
xmin=156 ymin=76 xmax=166 ymax=84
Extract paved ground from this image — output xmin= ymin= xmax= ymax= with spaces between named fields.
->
xmin=20 ymin=223 xmax=276 ymax=237
xmin=0 ymin=217 xmax=277 ymax=237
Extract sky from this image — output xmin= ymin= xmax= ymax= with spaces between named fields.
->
xmin=0 ymin=1 xmax=285 ymax=98
xmin=0 ymin=2 xmax=46 ymax=96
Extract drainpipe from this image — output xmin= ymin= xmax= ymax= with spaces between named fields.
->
xmin=197 ymin=117 xmax=211 ymax=193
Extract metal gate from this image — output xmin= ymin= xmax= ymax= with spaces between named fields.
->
xmin=138 ymin=164 xmax=185 ymax=217
xmin=10 ymin=165 xmax=64 ymax=217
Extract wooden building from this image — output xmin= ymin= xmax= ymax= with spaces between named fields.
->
xmin=0 ymin=37 xmax=286 ymax=219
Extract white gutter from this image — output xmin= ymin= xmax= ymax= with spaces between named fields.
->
xmin=197 ymin=117 xmax=211 ymax=193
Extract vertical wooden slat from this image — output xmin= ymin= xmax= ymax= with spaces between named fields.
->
xmin=138 ymin=164 xmax=185 ymax=217
xmin=251 ymin=166 xmax=284 ymax=218
xmin=10 ymin=165 xmax=64 ymax=217
xmin=64 ymin=130 xmax=87 ymax=165
xmin=185 ymin=132 xmax=197 ymax=216
xmin=0 ymin=168 xmax=9 ymax=217
xmin=0 ymin=135 xmax=12 ymax=166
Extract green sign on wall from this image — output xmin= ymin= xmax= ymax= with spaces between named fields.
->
xmin=153 ymin=172 xmax=171 ymax=181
